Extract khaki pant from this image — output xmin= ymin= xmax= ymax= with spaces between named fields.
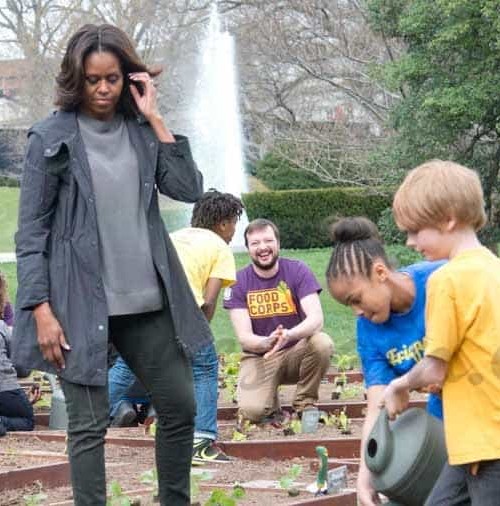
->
xmin=237 ymin=332 xmax=333 ymax=422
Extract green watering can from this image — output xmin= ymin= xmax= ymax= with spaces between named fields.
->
xmin=365 ymin=407 xmax=447 ymax=506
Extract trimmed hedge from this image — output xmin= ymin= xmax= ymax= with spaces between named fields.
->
xmin=242 ymin=188 xmax=391 ymax=249
xmin=0 ymin=175 xmax=20 ymax=187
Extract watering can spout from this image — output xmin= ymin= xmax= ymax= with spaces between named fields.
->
xmin=365 ymin=408 xmax=393 ymax=474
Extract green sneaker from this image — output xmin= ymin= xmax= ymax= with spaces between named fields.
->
xmin=192 ymin=439 xmax=232 ymax=464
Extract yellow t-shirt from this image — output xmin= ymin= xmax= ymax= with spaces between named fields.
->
xmin=171 ymin=227 xmax=236 ymax=308
xmin=425 ymin=247 xmax=500 ymax=465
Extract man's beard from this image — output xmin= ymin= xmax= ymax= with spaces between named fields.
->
xmin=252 ymin=252 xmax=279 ymax=271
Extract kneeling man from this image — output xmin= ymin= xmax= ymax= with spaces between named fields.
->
xmin=224 ymin=219 xmax=334 ymax=422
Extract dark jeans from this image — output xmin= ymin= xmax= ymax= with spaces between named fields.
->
xmin=0 ymin=388 xmax=34 ymax=431
xmin=61 ymin=307 xmax=195 ymax=506
xmin=425 ymin=460 xmax=500 ymax=506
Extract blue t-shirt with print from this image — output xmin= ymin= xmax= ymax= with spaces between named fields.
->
xmin=357 ymin=260 xmax=446 ymax=419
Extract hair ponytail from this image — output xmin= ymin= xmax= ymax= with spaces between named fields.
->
xmin=326 ymin=217 xmax=389 ymax=281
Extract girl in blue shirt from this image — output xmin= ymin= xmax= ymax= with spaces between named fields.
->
xmin=326 ymin=217 xmax=445 ymax=506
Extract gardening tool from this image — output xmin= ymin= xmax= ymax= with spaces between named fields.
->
xmin=365 ymin=407 xmax=446 ymax=506
xmin=45 ymin=373 xmax=68 ymax=430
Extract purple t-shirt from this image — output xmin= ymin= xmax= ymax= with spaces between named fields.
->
xmin=223 ymin=258 xmax=321 ymax=342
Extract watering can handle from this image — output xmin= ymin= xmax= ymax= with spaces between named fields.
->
xmin=365 ymin=407 xmax=393 ymax=474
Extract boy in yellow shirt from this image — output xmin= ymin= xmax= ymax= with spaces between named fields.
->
xmin=382 ymin=160 xmax=500 ymax=505
xmin=171 ymin=189 xmax=244 ymax=464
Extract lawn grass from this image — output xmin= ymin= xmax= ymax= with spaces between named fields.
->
xmin=0 ymin=187 xmax=19 ymax=252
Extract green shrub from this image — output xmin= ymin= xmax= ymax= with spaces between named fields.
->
xmin=255 ymin=152 xmax=331 ymax=190
xmin=242 ymin=188 xmax=391 ymax=249
xmin=0 ymin=175 xmax=20 ymax=187
xmin=386 ymin=244 xmax=423 ymax=268
xmin=377 ymin=207 xmax=405 ymax=245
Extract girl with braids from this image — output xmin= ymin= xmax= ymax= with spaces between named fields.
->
xmin=326 ymin=217 xmax=445 ymax=506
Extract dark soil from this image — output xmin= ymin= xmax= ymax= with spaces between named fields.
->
xmin=8 ymin=370 xmax=429 ymax=505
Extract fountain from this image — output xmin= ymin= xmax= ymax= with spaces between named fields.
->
xmin=190 ymin=3 xmax=246 ymax=199
xmin=163 ymin=3 xmax=248 ymax=246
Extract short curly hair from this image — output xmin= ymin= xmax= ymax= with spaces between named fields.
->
xmin=191 ymin=189 xmax=244 ymax=230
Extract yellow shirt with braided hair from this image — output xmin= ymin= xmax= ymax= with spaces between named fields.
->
xmin=425 ymin=247 xmax=500 ymax=465
xmin=171 ymin=227 xmax=236 ymax=307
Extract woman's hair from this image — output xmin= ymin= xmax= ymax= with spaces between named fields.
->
xmin=191 ymin=189 xmax=244 ymax=230
xmin=0 ymin=272 xmax=7 ymax=321
xmin=55 ymin=24 xmax=161 ymax=117
xmin=326 ymin=217 xmax=390 ymax=280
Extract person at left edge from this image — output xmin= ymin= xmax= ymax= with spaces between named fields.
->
xmin=11 ymin=23 xmax=212 ymax=506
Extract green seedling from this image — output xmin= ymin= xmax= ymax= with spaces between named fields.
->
xmin=334 ymin=353 xmax=358 ymax=372
xmin=23 ymin=492 xmax=48 ymax=506
xmin=223 ymin=375 xmax=238 ymax=404
xmin=231 ymin=429 xmax=247 ymax=441
xmin=34 ymin=394 xmax=51 ymax=408
xmin=106 ymin=480 xmax=134 ymax=506
xmin=220 ymin=353 xmax=241 ymax=375
xmin=283 ymin=418 xmax=302 ymax=436
xmin=235 ymin=416 xmax=255 ymax=433
xmin=290 ymin=419 xmax=302 ymax=434
xmin=140 ymin=467 xmax=158 ymax=497
xmin=279 ymin=463 xmax=302 ymax=497
xmin=242 ymin=419 xmax=256 ymax=432
xmin=147 ymin=420 xmax=157 ymax=437
xmin=339 ymin=383 xmax=365 ymax=400
xmin=233 ymin=417 xmax=256 ymax=440
xmin=219 ymin=353 xmax=241 ymax=403
xmin=337 ymin=408 xmax=351 ymax=435
xmin=320 ymin=412 xmax=337 ymax=427
xmin=205 ymin=484 xmax=245 ymax=505
xmin=190 ymin=470 xmax=213 ymax=500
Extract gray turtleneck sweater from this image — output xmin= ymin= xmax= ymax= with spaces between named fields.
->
xmin=77 ymin=113 xmax=163 ymax=316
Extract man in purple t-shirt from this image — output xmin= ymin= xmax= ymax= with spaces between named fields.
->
xmin=223 ymin=219 xmax=333 ymax=422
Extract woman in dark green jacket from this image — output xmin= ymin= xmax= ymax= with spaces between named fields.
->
xmin=13 ymin=24 xmax=212 ymax=506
